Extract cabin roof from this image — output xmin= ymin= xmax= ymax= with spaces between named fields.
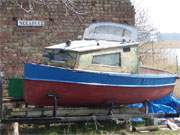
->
xmin=45 ymin=40 xmax=138 ymax=52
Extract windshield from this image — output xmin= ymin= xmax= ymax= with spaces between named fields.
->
xmin=83 ymin=23 xmax=137 ymax=42
xmin=94 ymin=25 xmax=131 ymax=37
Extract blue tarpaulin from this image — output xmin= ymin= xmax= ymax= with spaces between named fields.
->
xmin=129 ymin=93 xmax=180 ymax=114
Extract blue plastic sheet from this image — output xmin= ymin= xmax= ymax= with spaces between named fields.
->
xmin=129 ymin=93 xmax=180 ymax=114
xmin=148 ymin=102 xmax=177 ymax=114
xmin=130 ymin=117 xmax=144 ymax=123
xmin=128 ymin=103 xmax=143 ymax=109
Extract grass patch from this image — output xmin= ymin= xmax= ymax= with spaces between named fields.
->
xmin=19 ymin=123 xmax=180 ymax=135
xmin=19 ymin=122 xmax=132 ymax=135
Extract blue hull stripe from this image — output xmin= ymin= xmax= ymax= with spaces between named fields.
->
xmin=24 ymin=63 xmax=177 ymax=86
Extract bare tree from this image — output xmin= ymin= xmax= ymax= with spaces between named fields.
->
xmin=132 ymin=0 xmax=160 ymax=65
xmin=0 ymin=0 xmax=87 ymax=22
xmin=136 ymin=8 xmax=159 ymax=42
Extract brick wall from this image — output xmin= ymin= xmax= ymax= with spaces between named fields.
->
xmin=0 ymin=0 xmax=135 ymax=78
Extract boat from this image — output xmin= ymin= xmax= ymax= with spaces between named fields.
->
xmin=24 ymin=22 xmax=177 ymax=107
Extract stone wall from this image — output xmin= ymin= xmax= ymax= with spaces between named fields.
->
xmin=0 ymin=0 xmax=135 ymax=78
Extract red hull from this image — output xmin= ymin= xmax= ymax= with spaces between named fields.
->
xmin=24 ymin=80 xmax=174 ymax=106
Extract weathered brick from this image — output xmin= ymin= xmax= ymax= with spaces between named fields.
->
xmin=0 ymin=0 xmax=135 ymax=78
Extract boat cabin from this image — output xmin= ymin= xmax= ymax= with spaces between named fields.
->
xmin=43 ymin=22 xmax=139 ymax=73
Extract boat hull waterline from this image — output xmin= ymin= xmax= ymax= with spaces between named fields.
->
xmin=24 ymin=64 xmax=176 ymax=106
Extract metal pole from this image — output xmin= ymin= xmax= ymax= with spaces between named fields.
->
xmin=53 ymin=96 xmax=58 ymax=117
xmin=152 ymin=41 xmax=154 ymax=65
xmin=176 ymin=56 xmax=179 ymax=76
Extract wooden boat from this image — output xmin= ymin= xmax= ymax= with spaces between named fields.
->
xmin=24 ymin=22 xmax=177 ymax=107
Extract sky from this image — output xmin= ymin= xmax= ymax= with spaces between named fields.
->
xmin=132 ymin=0 xmax=180 ymax=33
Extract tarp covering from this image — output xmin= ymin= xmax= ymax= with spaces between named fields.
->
xmin=129 ymin=93 xmax=180 ymax=114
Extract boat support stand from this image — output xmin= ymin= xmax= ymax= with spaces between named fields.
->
xmin=48 ymin=94 xmax=59 ymax=117
xmin=143 ymin=100 xmax=149 ymax=114
xmin=108 ymin=102 xmax=115 ymax=115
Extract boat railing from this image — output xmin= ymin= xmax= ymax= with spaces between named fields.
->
xmin=139 ymin=66 xmax=174 ymax=75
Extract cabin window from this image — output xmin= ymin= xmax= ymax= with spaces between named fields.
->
xmin=92 ymin=53 xmax=121 ymax=66
xmin=53 ymin=50 xmax=73 ymax=62
xmin=43 ymin=50 xmax=75 ymax=62
xmin=43 ymin=49 xmax=77 ymax=68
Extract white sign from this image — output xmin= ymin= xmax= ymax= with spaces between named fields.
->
xmin=17 ymin=20 xmax=45 ymax=27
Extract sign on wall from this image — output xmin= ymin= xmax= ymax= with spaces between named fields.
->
xmin=17 ymin=20 xmax=45 ymax=27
